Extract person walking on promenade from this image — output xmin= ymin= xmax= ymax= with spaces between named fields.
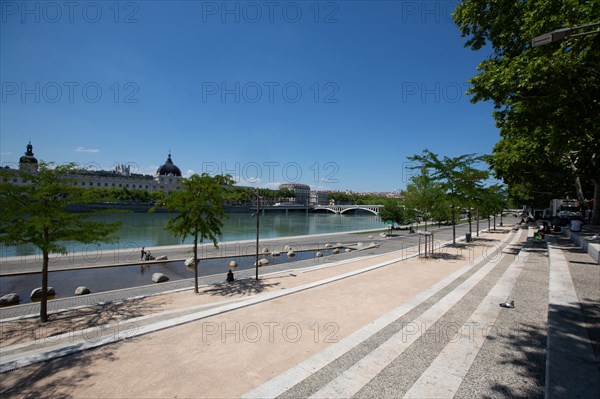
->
xmin=141 ymin=247 xmax=146 ymax=261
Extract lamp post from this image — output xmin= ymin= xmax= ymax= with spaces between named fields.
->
xmin=252 ymin=189 xmax=260 ymax=280
xmin=532 ymin=22 xmax=600 ymax=47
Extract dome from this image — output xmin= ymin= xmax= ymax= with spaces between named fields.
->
xmin=19 ymin=142 xmax=38 ymax=165
xmin=156 ymin=152 xmax=182 ymax=177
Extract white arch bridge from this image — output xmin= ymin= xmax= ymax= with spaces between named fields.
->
xmin=312 ymin=204 xmax=383 ymax=215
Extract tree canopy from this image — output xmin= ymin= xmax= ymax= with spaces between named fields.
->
xmin=0 ymin=163 xmax=121 ymax=322
xmin=408 ymin=150 xmax=489 ymax=244
xmin=453 ymin=0 xmax=600 ymax=223
xmin=156 ymin=173 xmax=229 ymax=293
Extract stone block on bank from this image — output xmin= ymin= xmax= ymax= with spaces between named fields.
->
xmin=254 ymin=258 xmax=269 ymax=267
xmin=75 ymin=286 xmax=91 ymax=295
xmin=0 ymin=293 xmax=20 ymax=306
xmin=152 ymin=273 xmax=169 ymax=283
xmin=30 ymin=287 xmax=55 ymax=300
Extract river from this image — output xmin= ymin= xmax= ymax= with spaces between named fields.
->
xmin=0 ymin=212 xmax=387 ymax=258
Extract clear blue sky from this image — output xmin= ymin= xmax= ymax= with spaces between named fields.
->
xmin=1 ymin=0 xmax=497 ymax=192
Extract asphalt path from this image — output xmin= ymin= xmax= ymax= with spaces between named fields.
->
xmin=0 ymin=219 xmax=513 ymax=276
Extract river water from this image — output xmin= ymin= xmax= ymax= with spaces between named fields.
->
xmin=1 ymin=212 xmax=386 ymax=258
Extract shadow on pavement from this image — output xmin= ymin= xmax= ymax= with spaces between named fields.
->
xmin=1 ymin=297 xmax=169 ymax=347
xmin=203 ymin=279 xmax=281 ymax=297
xmin=0 ymin=341 xmax=119 ymax=399
xmin=486 ymin=322 xmax=546 ymax=399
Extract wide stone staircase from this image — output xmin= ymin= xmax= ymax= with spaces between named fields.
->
xmin=243 ymin=227 xmax=600 ymax=399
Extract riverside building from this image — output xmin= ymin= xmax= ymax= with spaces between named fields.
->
xmin=2 ymin=142 xmax=183 ymax=194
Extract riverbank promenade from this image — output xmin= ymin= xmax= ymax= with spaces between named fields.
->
xmin=1 ymin=225 xmax=599 ymax=398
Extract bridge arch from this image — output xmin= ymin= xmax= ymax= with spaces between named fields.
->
xmin=339 ymin=206 xmax=380 ymax=216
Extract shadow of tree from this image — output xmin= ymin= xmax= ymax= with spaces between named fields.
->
xmin=472 ymin=237 xmax=497 ymax=242
xmin=203 ymin=279 xmax=281 ymax=297
xmin=0 ymin=340 xmax=119 ymax=398
xmin=484 ymin=321 xmax=547 ymax=399
xmin=580 ymin=298 xmax=600 ymax=364
xmin=427 ymin=252 xmax=464 ymax=261
xmin=1 ymin=297 xmax=169 ymax=346
xmin=485 ymin=300 xmax=600 ymax=399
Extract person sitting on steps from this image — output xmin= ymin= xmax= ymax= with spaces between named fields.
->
xmin=570 ymin=217 xmax=583 ymax=232
xmin=226 ymin=270 xmax=234 ymax=283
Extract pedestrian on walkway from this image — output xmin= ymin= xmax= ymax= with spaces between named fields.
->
xmin=141 ymin=247 xmax=146 ymax=261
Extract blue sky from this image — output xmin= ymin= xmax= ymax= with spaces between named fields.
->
xmin=1 ymin=0 xmax=497 ymax=192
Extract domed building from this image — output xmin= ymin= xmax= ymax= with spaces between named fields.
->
xmin=19 ymin=141 xmax=39 ymax=172
xmin=156 ymin=152 xmax=182 ymax=177
xmin=4 ymin=143 xmax=184 ymax=195
xmin=155 ymin=152 xmax=183 ymax=188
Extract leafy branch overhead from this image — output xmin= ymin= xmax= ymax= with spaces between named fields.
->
xmin=453 ymin=0 xmax=599 ymax=223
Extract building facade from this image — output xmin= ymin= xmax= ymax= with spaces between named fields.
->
xmin=2 ymin=143 xmax=183 ymax=193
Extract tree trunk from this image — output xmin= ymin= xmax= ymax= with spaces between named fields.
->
xmin=468 ymin=209 xmax=473 ymax=242
xmin=41 ymin=250 xmax=49 ymax=323
xmin=451 ymin=204 xmax=456 ymax=246
xmin=566 ymin=156 xmax=585 ymax=204
xmin=193 ymin=230 xmax=199 ymax=294
xmin=592 ymin=179 xmax=600 ymax=225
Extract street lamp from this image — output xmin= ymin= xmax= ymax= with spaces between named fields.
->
xmin=251 ymin=189 xmax=260 ymax=280
xmin=532 ymin=21 xmax=600 ymax=47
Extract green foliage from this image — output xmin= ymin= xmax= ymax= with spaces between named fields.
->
xmin=453 ymin=0 xmax=600 ymax=223
xmin=408 ymin=150 xmax=489 ymax=243
xmin=156 ymin=173 xmax=228 ymax=293
xmin=0 ymin=163 xmax=121 ymax=322
xmin=402 ymin=168 xmax=446 ymax=229
xmin=379 ymin=201 xmax=407 ymax=225
xmin=222 ymin=185 xmax=295 ymax=205
xmin=327 ymin=192 xmax=357 ymax=204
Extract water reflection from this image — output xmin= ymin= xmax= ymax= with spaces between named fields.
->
xmin=1 ymin=249 xmax=336 ymax=304
xmin=1 ymin=212 xmax=385 ymax=258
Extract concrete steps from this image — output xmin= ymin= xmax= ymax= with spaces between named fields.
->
xmin=244 ymin=228 xmax=599 ymax=398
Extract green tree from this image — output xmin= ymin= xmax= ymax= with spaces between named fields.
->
xmin=379 ymin=200 xmax=407 ymax=226
xmin=453 ymin=0 xmax=600 ymax=224
xmin=408 ymin=150 xmax=487 ymax=245
xmin=431 ymin=197 xmax=453 ymax=227
xmin=156 ymin=173 xmax=228 ymax=293
xmin=402 ymin=168 xmax=445 ymax=230
xmin=457 ymin=165 xmax=489 ymax=240
xmin=327 ymin=192 xmax=357 ymax=204
xmin=0 ymin=163 xmax=121 ymax=322
xmin=476 ymin=185 xmax=508 ymax=230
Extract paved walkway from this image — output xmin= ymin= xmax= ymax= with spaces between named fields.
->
xmin=0 ymin=222 xmax=487 ymax=320
xmin=1 ymin=224 xmax=598 ymax=398
xmin=0 ymin=222 xmax=498 ymax=275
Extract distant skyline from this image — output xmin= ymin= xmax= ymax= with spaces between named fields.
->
xmin=1 ymin=1 xmax=498 ymax=192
